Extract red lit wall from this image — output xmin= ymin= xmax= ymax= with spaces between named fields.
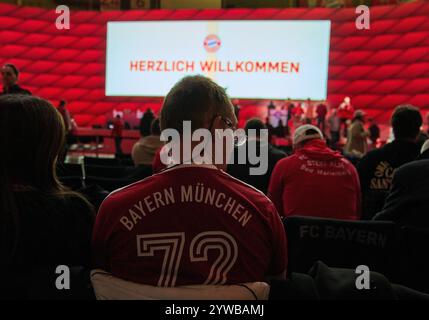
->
xmin=0 ymin=1 xmax=428 ymax=126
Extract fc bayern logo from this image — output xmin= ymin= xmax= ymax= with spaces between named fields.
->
xmin=203 ymin=34 xmax=221 ymax=53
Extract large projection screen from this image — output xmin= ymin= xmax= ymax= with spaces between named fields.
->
xmin=106 ymin=20 xmax=331 ymax=100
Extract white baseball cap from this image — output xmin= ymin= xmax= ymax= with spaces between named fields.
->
xmin=293 ymin=124 xmax=324 ymax=145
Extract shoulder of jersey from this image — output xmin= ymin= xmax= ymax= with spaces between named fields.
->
xmin=103 ymin=174 xmax=158 ymax=201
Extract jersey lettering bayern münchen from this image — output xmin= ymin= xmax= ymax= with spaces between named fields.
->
xmin=92 ymin=164 xmax=287 ymax=286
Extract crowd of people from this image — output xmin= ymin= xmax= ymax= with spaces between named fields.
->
xmin=2 ymin=63 xmax=429 ymax=299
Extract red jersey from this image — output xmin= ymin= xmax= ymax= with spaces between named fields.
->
xmin=92 ymin=164 xmax=287 ymax=286
xmin=268 ymin=139 xmax=360 ymax=220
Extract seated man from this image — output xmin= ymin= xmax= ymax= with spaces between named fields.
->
xmin=373 ymin=159 xmax=429 ymax=228
xmin=92 ymin=75 xmax=287 ymax=286
xmin=227 ymin=118 xmax=287 ymax=194
xmin=132 ymin=118 xmax=164 ymax=166
xmin=358 ymin=105 xmax=422 ymax=219
xmin=268 ymin=124 xmax=360 ymax=220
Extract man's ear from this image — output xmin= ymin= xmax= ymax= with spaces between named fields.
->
xmin=210 ymin=115 xmax=223 ymax=132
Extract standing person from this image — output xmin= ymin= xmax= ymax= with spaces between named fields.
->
xmin=132 ymin=118 xmax=164 ymax=166
xmin=268 ymin=124 xmax=360 ymax=220
xmin=286 ymin=99 xmax=294 ymax=124
xmin=58 ymin=100 xmax=72 ymax=133
xmin=139 ymin=108 xmax=155 ymax=137
xmin=112 ymin=115 xmax=124 ymax=156
xmin=92 ymin=75 xmax=287 ymax=286
xmin=303 ymin=98 xmax=314 ymax=124
xmin=344 ymin=110 xmax=368 ymax=159
xmin=358 ymin=105 xmax=422 ymax=219
xmin=0 ymin=95 xmax=94 ymax=298
xmin=57 ymin=100 xmax=72 ymax=163
xmin=368 ymin=118 xmax=380 ymax=148
xmin=338 ymin=97 xmax=353 ymax=137
xmin=1 ymin=64 xmax=31 ymax=95
xmin=316 ymin=101 xmax=328 ymax=134
xmin=328 ymin=109 xmax=341 ymax=149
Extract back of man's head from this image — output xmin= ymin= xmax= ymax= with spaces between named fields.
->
xmin=391 ymin=105 xmax=422 ymax=140
xmin=160 ymin=75 xmax=232 ymax=133
xmin=244 ymin=118 xmax=266 ymax=137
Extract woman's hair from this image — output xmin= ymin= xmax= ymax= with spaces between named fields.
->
xmin=0 ymin=95 xmax=89 ymax=260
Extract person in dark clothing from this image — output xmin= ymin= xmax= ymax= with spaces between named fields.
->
xmin=373 ymin=159 xmax=429 ymax=228
xmin=227 ymin=118 xmax=287 ymax=194
xmin=275 ymin=119 xmax=287 ymax=138
xmin=1 ymin=64 xmax=31 ymax=95
xmin=0 ymin=95 xmax=94 ymax=297
xmin=286 ymin=99 xmax=294 ymax=124
xmin=265 ymin=117 xmax=275 ymax=143
xmin=316 ymin=102 xmax=328 ymax=134
xmin=112 ymin=115 xmax=124 ymax=155
xmin=358 ymin=105 xmax=422 ymax=219
xmin=139 ymin=108 xmax=155 ymax=137
xmin=368 ymin=118 xmax=380 ymax=147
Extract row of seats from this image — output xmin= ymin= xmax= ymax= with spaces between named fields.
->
xmin=284 ymin=216 xmax=429 ymax=293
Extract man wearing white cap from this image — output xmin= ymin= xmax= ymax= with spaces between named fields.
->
xmin=268 ymin=124 xmax=360 ymax=220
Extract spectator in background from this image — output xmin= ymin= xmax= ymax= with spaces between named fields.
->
xmin=1 ymin=64 xmax=31 ymax=95
xmin=304 ymin=98 xmax=314 ymax=123
xmin=112 ymin=115 xmax=124 ymax=156
xmin=328 ymin=109 xmax=341 ymax=149
xmin=139 ymin=108 xmax=155 ymax=137
xmin=274 ymin=119 xmax=287 ymax=138
xmin=368 ymin=118 xmax=380 ymax=148
xmin=265 ymin=116 xmax=274 ymax=143
xmin=358 ymin=105 xmax=422 ymax=219
xmin=132 ymin=118 xmax=164 ymax=166
xmin=344 ymin=110 xmax=368 ymax=159
xmin=316 ymin=101 xmax=328 ymax=134
xmin=286 ymin=99 xmax=294 ymax=124
xmin=0 ymin=95 xmax=94 ymax=297
xmin=268 ymin=124 xmax=360 ymax=220
xmin=373 ymin=159 xmax=429 ymax=228
xmin=93 ymin=75 xmax=287 ymax=286
xmin=227 ymin=118 xmax=287 ymax=194
xmin=338 ymin=96 xmax=353 ymax=137
xmin=58 ymin=100 xmax=72 ymax=133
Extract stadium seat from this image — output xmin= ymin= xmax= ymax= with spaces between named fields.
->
xmin=283 ymin=216 xmax=397 ymax=277
xmin=57 ymin=163 xmax=84 ymax=177
xmin=84 ymin=156 xmax=119 ymax=166
xmin=1 ymin=266 xmax=95 ymax=300
xmin=84 ymin=164 xmax=132 ymax=179
xmin=394 ymin=226 xmax=429 ymax=293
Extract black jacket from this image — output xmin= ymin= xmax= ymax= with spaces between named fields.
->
xmin=374 ymin=159 xmax=429 ymax=228
xmin=357 ymin=140 xmax=420 ymax=219
xmin=2 ymin=84 xmax=32 ymax=95
xmin=227 ymin=141 xmax=286 ymax=194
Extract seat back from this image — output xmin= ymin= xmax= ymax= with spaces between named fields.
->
xmin=395 ymin=226 xmax=429 ymax=293
xmin=284 ymin=216 xmax=397 ymax=276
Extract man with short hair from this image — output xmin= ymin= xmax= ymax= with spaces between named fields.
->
xmin=227 ymin=118 xmax=287 ymax=194
xmin=92 ymin=75 xmax=287 ymax=286
xmin=268 ymin=124 xmax=360 ymax=220
xmin=1 ymin=64 xmax=31 ymax=95
xmin=358 ymin=105 xmax=422 ymax=219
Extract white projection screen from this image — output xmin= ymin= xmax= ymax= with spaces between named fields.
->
xmin=106 ymin=20 xmax=331 ymax=100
